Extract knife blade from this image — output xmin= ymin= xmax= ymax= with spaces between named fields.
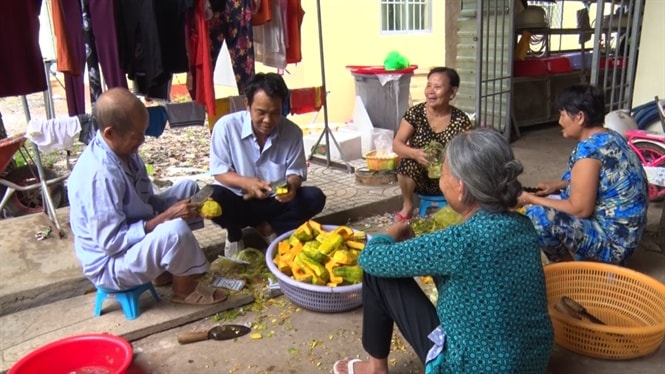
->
xmin=561 ymin=296 xmax=606 ymax=325
xmin=177 ymin=324 xmax=251 ymax=344
xmin=242 ymin=178 xmax=288 ymax=200
xmin=190 ymin=185 xmax=214 ymax=204
xmin=270 ymin=178 xmax=288 ymax=194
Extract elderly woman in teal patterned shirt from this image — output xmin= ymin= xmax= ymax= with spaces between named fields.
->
xmin=332 ymin=128 xmax=553 ymax=374
xmin=520 ymin=85 xmax=648 ymax=265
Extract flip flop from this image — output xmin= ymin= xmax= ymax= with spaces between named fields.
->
xmin=333 ymin=359 xmax=361 ymax=374
xmin=393 ymin=211 xmax=412 ymax=223
xmin=171 ymin=282 xmax=228 ymax=305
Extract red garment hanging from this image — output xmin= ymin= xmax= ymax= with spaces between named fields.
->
xmin=188 ymin=0 xmax=216 ymax=116
xmin=285 ymin=0 xmax=304 ymax=64
xmin=251 ymin=0 xmax=271 ymax=26
xmin=51 ymin=0 xmax=83 ymax=75
xmin=289 ymin=87 xmax=324 ymax=115
xmin=0 ymin=0 xmax=47 ymax=97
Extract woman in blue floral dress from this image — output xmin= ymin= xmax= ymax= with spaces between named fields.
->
xmin=520 ymin=85 xmax=648 ymax=264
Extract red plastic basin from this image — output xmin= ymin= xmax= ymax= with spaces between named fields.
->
xmin=9 ymin=333 xmax=133 ymax=374
xmin=543 ymin=56 xmax=572 ymax=74
xmin=346 ymin=64 xmax=418 ymax=75
xmin=599 ymin=57 xmax=628 ymax=69
xmin=513 ymin=59 xmax=548 ymax=77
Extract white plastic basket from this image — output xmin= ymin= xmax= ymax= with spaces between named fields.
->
xmin=265 ymin=225 xmax=364 ymax=313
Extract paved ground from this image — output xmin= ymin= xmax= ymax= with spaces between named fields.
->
xmin=0 ymin=125 xmax=664 ymax=373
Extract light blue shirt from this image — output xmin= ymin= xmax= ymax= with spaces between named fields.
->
xmin=209 ymin=111 xmax=307 ymax=196
xmin=68 ymin=132 xmax=173 ymax=279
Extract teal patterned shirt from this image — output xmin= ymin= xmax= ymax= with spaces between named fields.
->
xmin=360 ymin=210 xmax=554 ymax=373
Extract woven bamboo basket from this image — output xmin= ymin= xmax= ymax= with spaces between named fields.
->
xmin=544 ymin=262 xmax=665 ymax=360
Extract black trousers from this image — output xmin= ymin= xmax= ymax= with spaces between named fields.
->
xmin=361 ymin=272 xmax=440 ymax=363
xmin=210 ymin=185 xmax=326 ymax=242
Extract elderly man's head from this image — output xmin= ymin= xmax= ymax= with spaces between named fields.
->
xmin=94 ymin=88 xmax=148 ymax=160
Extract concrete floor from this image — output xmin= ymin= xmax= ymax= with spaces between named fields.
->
xmin=130 ymin=126 xmax=665 ymax=374
xmin=1 ymin=125 xmax=664 ymax=373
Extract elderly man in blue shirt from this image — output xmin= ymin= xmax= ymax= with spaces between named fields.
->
xmin=68 ymin=88 xmax=227 ymax=305
xmin=209 ymin=73 xmax=326 ymax=257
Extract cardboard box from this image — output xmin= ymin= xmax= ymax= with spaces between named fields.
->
xmin=303 ymin=128 xmax=362 ymax=161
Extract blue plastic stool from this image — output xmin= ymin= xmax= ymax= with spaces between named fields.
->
xmin=94 ymin=283 xmax=160 ymax=320
xmin=418 ymin=195 xmax=447 ymax=217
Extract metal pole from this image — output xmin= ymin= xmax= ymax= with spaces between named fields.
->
xmin=309 ymin=0 xmax=353 ymax=172
xmin=315 ymin=0 xmax=330 ymax=164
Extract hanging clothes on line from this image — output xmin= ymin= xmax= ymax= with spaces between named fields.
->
xmin=52 ymin=0 xmax=127 ymax=115
xmin=251 ymin=0 xmax=271 ymax=26
xmin=26 ymin=116 xmax=81 ymax=153
xmin=208 ymin=0 xmax=255 ymax=94
xmin=0 ymin=0 xmax=47 ymax=98
xmin=116 ymin=0 xmax=191 ymax=100
xmin=51 ymin=0 xmax=83 ymax=75
xmin=253 ymin=0 xmax=287 ymax=69
xmin=145 ymin=106 xmax=169 ymax=138
xmin=289 ymin=87 xmax=324 ymax=115
xmin=77 ymin=113 xmax=97 ymax=145
xmin=187 ymin=0 xmax=216 ymax=115
xmin=285 ymin=0 xmax=305 ymax=64
xmin=166 ymin=102 xmax=206 ymax=128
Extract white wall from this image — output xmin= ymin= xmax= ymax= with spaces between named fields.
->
xmin=632 ymin=0 xmax=665 ymax=106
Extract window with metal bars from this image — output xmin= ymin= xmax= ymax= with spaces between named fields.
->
xmin=380 ymin=0 xmax=430 ymax=33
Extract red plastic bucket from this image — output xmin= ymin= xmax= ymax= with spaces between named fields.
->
xmin=346 ymin=65 xmax=418 ymax=75
xmin=9 ymin=333 xmax=133 ymax=374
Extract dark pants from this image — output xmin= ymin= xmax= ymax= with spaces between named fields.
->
xmin=210 ymin=185 xmax=326 ymax=242
xmin=361 ymin=272 xmax=439 ymax=363
xmin=63 ymin=0 xmax=126 ymax=115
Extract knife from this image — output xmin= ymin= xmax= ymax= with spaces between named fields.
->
xmin=177 ymin=324 xmax=251 ymax=344
xmin=242 ymin=178 xmax=288 ymax=200
xmin=561 ymin=296 xmax=606 ymax=325
xmin=190 ymin=185 xmax=214 ymax=204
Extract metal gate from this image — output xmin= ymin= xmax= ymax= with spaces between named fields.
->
xmin=456 ymin=0 xmax=644 ymax=139
xmin=456 ymin=0 xmax=514 ymax=139
xmin=589 ymin=0 xmax=645 ymax=112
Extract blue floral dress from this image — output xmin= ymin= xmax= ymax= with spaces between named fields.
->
xmin=526 ymin=130 xmax=648 ymax=264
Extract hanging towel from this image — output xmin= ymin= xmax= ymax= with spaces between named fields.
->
xmin=166 ymin=102 xmax=206 ymax=128
xmin=146 ymin=106 xmax=169 ymax=137
xmin=26 ymin=116 xmax=81 ymax=153
xmin=289 ymin=87 xmax=324 ymax=115
xmin=77 ymin=113 xmax=98 ymax=145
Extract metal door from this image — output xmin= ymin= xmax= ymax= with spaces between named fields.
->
xmin=589 ymin=0 xmax=645 ymax=112
xmin=456 ymin=0 xmax=514 ymax=139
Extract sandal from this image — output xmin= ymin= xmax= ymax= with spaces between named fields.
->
xmin=333 ymin=359 xmax=361 ymax=374
xmin=393 ymin=211 xmax=412 ymax=223
xmin=171 ymin=282 xmax=228 ymax=305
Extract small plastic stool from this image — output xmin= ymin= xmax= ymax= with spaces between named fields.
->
xmin=418 ymin=195 xmax=447 ymax=217
xmin=94 ymin=283 xmax=160 ymax=320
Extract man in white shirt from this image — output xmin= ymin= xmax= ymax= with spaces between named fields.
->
xmin=209 ymin=73 xmax=326 ymax=256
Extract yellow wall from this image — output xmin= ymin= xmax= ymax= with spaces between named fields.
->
xmin=256 ymin=0 xmax=447 ymax=127
xmin=633 ymin=0 xmax=665 ymax=106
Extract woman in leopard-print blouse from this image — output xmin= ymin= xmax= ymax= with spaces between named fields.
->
xmin=392 ymin=67 xmax=473 ymax=222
